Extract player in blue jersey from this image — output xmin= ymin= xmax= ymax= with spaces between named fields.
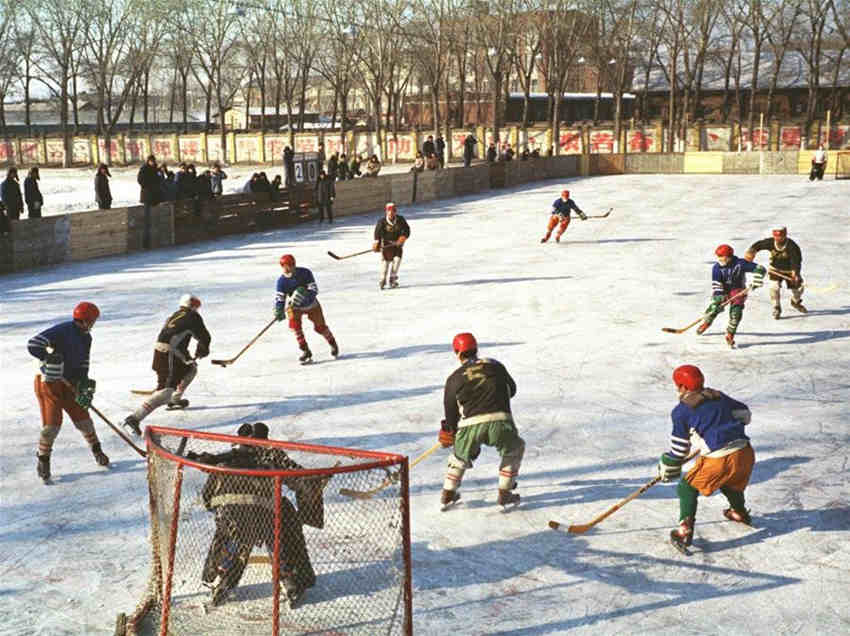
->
xmin=540 ymin=189 xmax=587 ymax=243
xmin=696 ymin=244 xmax=766 ymax=347
xmin=658 ymin=365 xmax=755 ymax=552
xmin=27 ymin=302 xmax=109 ymax=482
xmin=275 ymin=254 xmax=338 ymax=364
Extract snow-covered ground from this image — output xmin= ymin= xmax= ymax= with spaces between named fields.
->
xmin=1 ymin=173 xmax=848 ymax=635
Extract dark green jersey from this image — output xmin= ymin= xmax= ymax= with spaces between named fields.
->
xmin=748 ymin=237 xmax=802 ymax=273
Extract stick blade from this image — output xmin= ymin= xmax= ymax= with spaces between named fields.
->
xmin=210 ymin=359 xmax=230 ymax=367
xmin=567 ymin=523 xmax=592 ymax=534
xmin=338 ymin=488 xmax=374 ymax=500
xmin=661 ymin=327 xmax=683 ymax=334
xmin=602 ymin=208 xmax=613 ymax=218
xmin=327 ymin=251 xmax=342 ymax=260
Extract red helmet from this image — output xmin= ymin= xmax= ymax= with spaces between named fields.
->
xmin=280 ymin=254 xmax=295 ymax=269
xmin=673 ymin=365 xmax=704 ymax=391
xmin=715 ymin=244 xmax=734 ymax=258
xmin=73 ymin=301 xmax=100 ymax=326
xmin=385 ymin=202 xmax=397 ymax=213
xmin=561 ymin=189 xmax=570 ymax=198
xmin=772 ymin=226 xmax=787 ymax=240
xmin=180 ymin=293 xmax=201 ymax=310
xmin=452 ymin=332 xmax=477 ymax=355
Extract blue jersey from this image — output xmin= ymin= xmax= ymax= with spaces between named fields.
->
xmin=28 ymin=320 xmax=92 ymax=382
xmin=711 ymin=255 xmax=758 ymax=296
xmin=669 ymin=389 xmax=750 ymax=458
xmin=275 ymin=267 xmax=319 ymax=311
xmin=552 ymin=197 xmax=582 ymax=217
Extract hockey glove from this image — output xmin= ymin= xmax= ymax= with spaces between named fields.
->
xmin=372 ymin=241 xmax=380 ymax=252
xmin=438 ymin=419 xmax=456 ymax=448
xmin=75 ymin=378 xmax=96 ymax=409
xmin=396 ymin=235 xmax=407 ymax=246
xmin=578 ymin=212 xmax=588 ymax=221
xmin=707 ymin=295 xmax=726 ymax=314
xmin=274 ymin=307 xmax=286 ymax=322
xmin=657 ymin=453 xmax=683 ymax=483
xmin=752 ymin=266 xmax=766 ymax=289
xmin=291 ymin=286 xmax=308 ymax=308
xmin=41 ymin=351 xmax=64 ymax=382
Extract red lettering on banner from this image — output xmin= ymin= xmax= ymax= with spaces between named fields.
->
xmin=826 ymin=127 xmax=847 ymax=147
xmin=325 ymin=138 xmax=342 ymax=154
xmin=0 ymin=142 xmax=11 ymax=160
xmin=154 ymin=140 xmax=172 ymax=158
xmin=781 ymin=127 xmax=801 ymax=149
xmin=559 ymin=132 xmax=581 ymax=152
xmin=590 ymin=131 xmax=614 ymax=152
xmin=629 ymin=131 xmax=652 ymax=152
xmin=21 ymin=142 xmax=39 ymax=160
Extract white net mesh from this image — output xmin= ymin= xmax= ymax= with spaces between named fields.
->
xmin=120 ymin=426 xmax=411 ymax=636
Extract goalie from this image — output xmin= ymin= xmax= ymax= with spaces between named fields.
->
xmin=190 ymin=422 xmax=327 ymax=608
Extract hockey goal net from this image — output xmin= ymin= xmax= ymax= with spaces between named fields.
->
xmin=835 ymin=151 xmax=850 ymax=179
xmin=116 ymin=426 xmax=412 ymax=636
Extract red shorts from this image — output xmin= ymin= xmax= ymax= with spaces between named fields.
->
xmin=34 ymin=375 xmax=89 ymax=429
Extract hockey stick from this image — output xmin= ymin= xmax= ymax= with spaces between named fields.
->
xmin=339 ymin=442 xmax=442 ymax=500
xmin=327 ymin=247 xmax=374 ymax=260
xmin=661 ymin=285 xmax=754 ymax=334
xmin=211 ymin=318 xmax=276 ymax=367
xmin=131 ymin=389 xmax=155 ymax=395
xmin=586 ymin=207 xmax=613 ymax=219
xmin=549 ymin=449 xmax=699 ymax=534
xmin=60 ymin=378 xmax=147 ymax=457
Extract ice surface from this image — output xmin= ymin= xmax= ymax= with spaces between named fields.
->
xmin=1 ymin=173 xmax=848 ymax=634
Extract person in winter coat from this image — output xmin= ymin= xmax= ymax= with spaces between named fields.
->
xmin=1 ymin=166 xmax=24 ymax=220
xmin=137 ymin=155 xmax=160 ymax=248
xmin=210 ymin=163 xmax=227 ymax=197
xmin=284 ymin=146 xmax=295 ymax=187
xmin=95 ymin=164 xmax=113 ymax=209
xmin=349 ymin=154 xmax=362 ymax=178
xmin=463 ymin=133 xmax=477 ymax=167
xmin=315 ymin=169 xmax=335 ymax=223
xmin=24 ymin=167 xmax=44 ymax=218
xmin=337 ymin=154 xmax=349 ymax=181
xmin=365 ymin=154 xmax=381 ymax=177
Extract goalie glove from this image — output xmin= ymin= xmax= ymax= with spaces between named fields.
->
xmin=657 ymin=452 xmax=683 ymax=483
xmin=752 ymin=266 xmax=766 ymax=288
xmin=74 ymin=378 xmax=96 ymax=409
xmin=41 ymin=351 xmax=64 ymax=382
xmin=438 ymin=419 xmax=456 ymax=448
xmin=290 ymin=286 xmax=308 ymax=308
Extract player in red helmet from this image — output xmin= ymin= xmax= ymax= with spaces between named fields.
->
xmin=659 ymin=365 xmax=756 ymax=553
xmin=744 ymin=226 xmax=806 ymax=319
xmin=540 ymin=188 xmax=587 ymax=243
xmin=27 ymin=302 xmax=108 ymax=482
xmin=372 ymin=202 xmax=411 ymax=289
xmin=438 ymin=332 xmax=525 ymax=509
xmin=695 ymin=244 xmax=766 ymax=347
xmin=274 ymin=254 xmax=338 ymax=363
xmin=122 ymin=293 xmax=212 ymax=437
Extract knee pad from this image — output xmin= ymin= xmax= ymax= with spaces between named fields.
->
xmin=444 ymin=454 xmax=468 ymax=490
xmin=40 ymin=425 xmax=60 ymax=443
xmin=728 ymin=305 xmax=743 ymax=329
xmin=499 ymin=438 xmax=525 ymax=489
xmin=141 ymin=387 xmax=175 ymax=416
xmin=73 ymin=418 xmax=95 ymax=435
xmin=769 ymin=287 xmax=781 ymax=304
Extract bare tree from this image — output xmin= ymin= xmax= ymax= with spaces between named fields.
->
xmin=510 ymin=0 xmax=545 ymax=140
xmin=715 ymin=2 xmax=746 ymax=124
xmin=765 ymin=0 xmax=802 ymax=120
xmin=317 ymin=4 xmax=359 ymax=152
xmin=409 ymin=0 xmax=457 ymax=136
xmin=634 ymin=2 xmax=665 ymax=123
xmin=795 ymin=0 xmax=830 ymax=141
xmin=602 ymin=0 xmax=641 ymax=151
xmin=0 ymin=1 xmax=14 ymax=134
xmin=473 ymin=0 xmax=518 ymax=147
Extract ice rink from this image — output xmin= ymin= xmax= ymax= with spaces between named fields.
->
xmin=1 ymin=172 xmax=848 ymax=635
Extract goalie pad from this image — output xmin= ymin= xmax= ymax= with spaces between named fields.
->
xmin=443 ymin=453 xmax=468 ymax=491
xmin=498 ymin=438 xmax=525 ymax=490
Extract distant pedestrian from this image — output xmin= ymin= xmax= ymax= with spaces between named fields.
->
xmin=24 ymin=167 xmax=44 ymax=218
xmin=284 ymin=146 xmax=295 ymax=187
xmin=137 ymin=155 xmax=160 ymax=248
xmin=1 ymin=166 xmax=23 ymax=220
xmin=315 ymin=169 xmax=335 ymax=223
xmin=210 ymin=163 xmax=227 ymax=197
xmin=435 ymin=134 xmax=446 ymax=168
xmin=463 ymin=133 xmax=477 ymax=167
xmin=95 ymin=164 xmax=112 ymax=210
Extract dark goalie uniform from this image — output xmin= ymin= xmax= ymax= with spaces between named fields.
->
xmin=373 ymin=214 xmax=411 ymax=260
xmin=747 ymin=236 xmax=805 ymax=316
xmin=196 ymin=445 xmax=324 ymax=607
xmin=153 ymin=307 xmax=211 ymax=390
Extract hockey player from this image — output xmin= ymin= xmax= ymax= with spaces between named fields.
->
xmin=540 ymin=189 xmax=587 ymax=243
xmin=809 ymin=145 xmax=827 ymax=181
xmin=192 ymin=423 xmax=317 ymax=607
xmin=744 ymin=226 xmax=806 ymax=319
xmin=123 ymin=294 xmax=211 ymax=437
xmin=275 ymin=254 xmax=338 ymax=364
xmin=658 ymin=365 xmax=755 ymax=553
xmin=438 ymin=333 xmax=525 ymax=508
xmin=372 ymin=202 xmax=411 ymax=289
xmin=696 ymin=244 xmax=766 ymax=347
xmin=27 ymin=302 xmax=108 ymax=482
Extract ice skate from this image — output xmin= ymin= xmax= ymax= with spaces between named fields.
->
xmin=299 ymin=347 xmax=313 ymax=365
xmin=497 ymin=488 xmax=520 ymax=507
xmin=440 ymin=489 xmax=461 ymax=511
xmin=37 ymin=453 xmax=51 ymax=483
xmin=790 ymin=299 xmax=807 ymax=313
xmin=772 ymin=306 xmax=781 ymax=320
xmin=670 ymin=517 xmax=693 ymax=554
xmin=540 ymin=234 xmax=550 ymax=243
xmin=389 ymin=277 xmax=399 ymax=289
xmin=280 ymin=573 xmax=303 ymax=609
xmin=91 ymin=442 xmax=110 ymax=467
xmin=330 ymin=341 xmax=339 ymax=357
xmin=379 ymin=279 xmax=386 ymax=290
xmin=167 ymin=398 xmax=189 ymax=410
xmin=123 ymin=415 xmax=142 ymax=437
xmin=725 ymin=332 xmax=735 ymax=348
xmin=723 ymin=507 xmax=752 ymax=525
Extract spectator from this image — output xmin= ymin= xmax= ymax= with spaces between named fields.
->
xmin=463 ymin=133 xmax=477 ymax=167
xmin=24 ymin=167 xmax=44 ymax=218
xmin=283 ymin=146 xmax=295 ymax=187
xmin=435 ymin=133 xmax=446 ymax=168
xmin=1 ymin=166 xmax=24 ymax=220
xmin=349 ymin=154 xmax=362 ymax=179
xmin=315 ymin=168 xmax=335 ymax=223
xmin=486 ymin=142 xmax=497 ymax=163
xmin=327 ymin=152 xmax=339 ymax=181
xmin=196 ymin=170 xmax=213 ymax=200
xmin=0 ymin=200 xmax=9 ymax=234
xmin=95 ymin=164 xmax=112 ymax=210
xmin=210 ymin=163 xmax=227 ymax=197
xmin=175 ymin=163 xmax=190 ymax=200
xmin=425 ymin=152 xmax=438 ymax=170
xmin=411 ymin=151 xmax=425 ymax=173
xmin=137 ymin=155 xmax=160 ymax=248
xmin=503 ymin=143 xmax=515 ymax=162
xmin=365 ymin=154 xmax=381 ymax=177
xmin=520 ymin=147 xmax=530 ymax=161
xmin=337 ymin=154 xmax=349 ymax=181
xmin=317 ymin=141 xmax=326 ymax=168
xmin=256 ymin=172 xmax=272 ymax=193
xmin=161 ymin=170 xmax=178 ymax=202
xmin=530 ymin=147 xmax=541 ymax=159
xmin=270 ymin=175 xmax=282 ymax=200
xmin=422 ymin=135 xmax=436 ymax=159
xmin=244 ymin=173 xmax=259 ymax=193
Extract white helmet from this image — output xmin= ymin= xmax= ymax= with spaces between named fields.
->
xmin=180 ymin=293 xmax=201 ymax=310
